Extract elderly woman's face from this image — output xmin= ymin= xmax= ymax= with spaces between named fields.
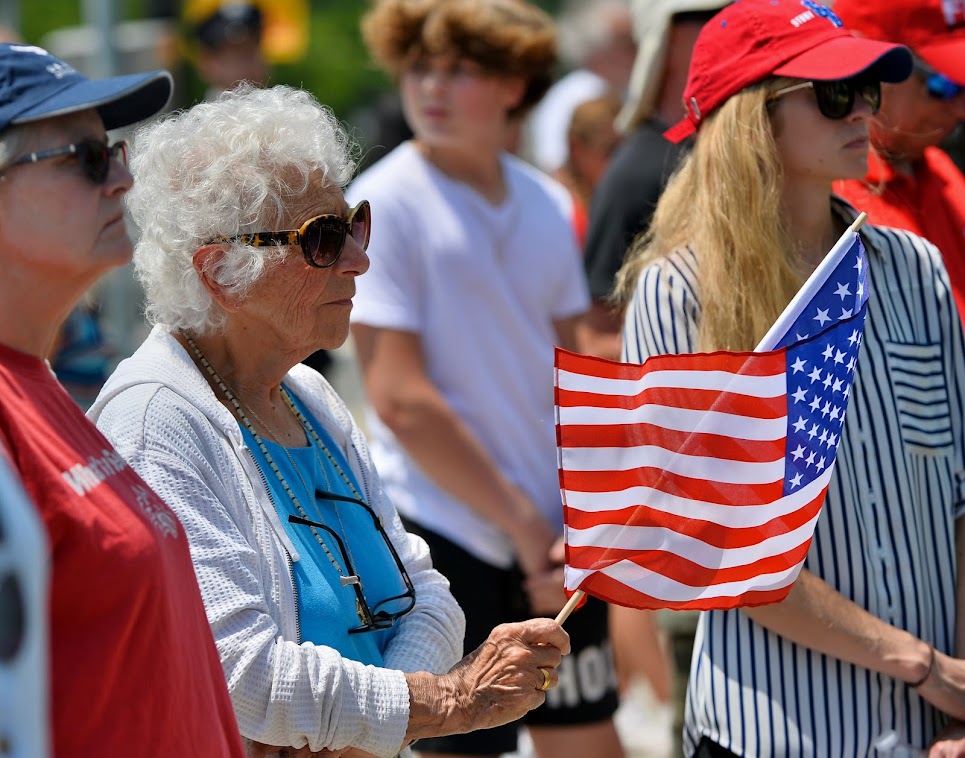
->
xmin=237 ymin=174 xmax=369 ymax=353
xmin=0 ymin=109 xmax=134 ymax=282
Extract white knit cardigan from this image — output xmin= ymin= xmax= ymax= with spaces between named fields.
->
xmin=90 ymin=326 xmax=465 ymax=757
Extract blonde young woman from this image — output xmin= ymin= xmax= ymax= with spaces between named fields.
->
xmin=613 ymin=1 xmax=965 ymax=756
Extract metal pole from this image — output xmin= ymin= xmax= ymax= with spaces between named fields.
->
xmin=0 ymin=0 xmax=20 ymax=36
xmin=82 ymin=0 xmax=119 ymax=77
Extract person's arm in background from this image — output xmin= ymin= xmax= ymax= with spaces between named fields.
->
xmin=577 ymin=129 xmax=665 ymax=360
xmin=352 ymin=325 xmax=558 ymax=580
xmin=554 ymin=314 xmax=581 ymax=352
xmin=577 ymin=301 xmax=624 ymax=361
xmin=520 ymin=312 xmax=582 ymax=615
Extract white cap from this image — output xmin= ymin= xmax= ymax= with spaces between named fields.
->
xmin=616 ymin=0 xmax=729 ymax=132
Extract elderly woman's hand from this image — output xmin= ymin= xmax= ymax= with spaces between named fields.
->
xmin=404 ymin=618 xmax=570 ymax=743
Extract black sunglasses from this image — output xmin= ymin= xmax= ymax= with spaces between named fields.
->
xmin=288 ymin=489 xmax=416 ymax=635
xmin=11 ymin=138 xmax=127 ymax=185
xmin=212 ymin=200 xmax=371 ymax=268
xmin=769 ymin=77 xmax=881 ymax=120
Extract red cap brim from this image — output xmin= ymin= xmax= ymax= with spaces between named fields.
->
xmin=917 ymin=38 xmax=965 ymax=86
xmin=663 ymin=118 xmax=697 ymax=144
xmin=774 ymin=37 xmax=912 ymax=83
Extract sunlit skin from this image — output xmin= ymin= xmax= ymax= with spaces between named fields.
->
xmin=198 ymin=36 xmax=268 ymax=91
xmin=199 ymin=174 xmax=369 ymax=365
xmin=0 ymin=109 xmax=133 ymax=278
xmin=768 ymin=80 xmax=876 ymax=273
xmin=399 ymin=53 xmax=524 ymax=201
xmin=771 ymin=81 xmax=875 ymax=192
xmin=871 ymin=73 xmax=965 ymax=163
xmin=0 ymin=108 xmax=133 ymax=356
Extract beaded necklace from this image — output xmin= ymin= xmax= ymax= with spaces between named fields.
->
xmin=183 ymin=333 xmax=362 ymax=589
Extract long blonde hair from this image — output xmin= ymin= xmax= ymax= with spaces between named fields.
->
xmin=615 ymin=79 xmax=804 ymax=352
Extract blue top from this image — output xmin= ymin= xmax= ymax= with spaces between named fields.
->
xmin=241 ymin=389 xmax=405 ymax=664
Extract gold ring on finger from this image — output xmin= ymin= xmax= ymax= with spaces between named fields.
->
xmin=538 ymin=666 xmax=552 ymax=692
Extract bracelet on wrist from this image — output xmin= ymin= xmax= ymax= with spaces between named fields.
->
xmin=908 ymin=643 xmax=936 ymax=689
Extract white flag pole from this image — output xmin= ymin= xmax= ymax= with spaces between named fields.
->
xmin=755 ymin=212 xmax=868 ymax=352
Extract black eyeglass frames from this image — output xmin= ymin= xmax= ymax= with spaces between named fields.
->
xmin=10 ymin=138 xmax=127 ymax=185
xmin=288 ymin=489 xmax=416 ymax=635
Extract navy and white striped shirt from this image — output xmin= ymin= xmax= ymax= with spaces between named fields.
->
xmin=622 ymin=199 xmax=965 ymax=757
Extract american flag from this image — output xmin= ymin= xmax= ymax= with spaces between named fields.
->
xmin=556 ymin=229 xmax=869 ymax=611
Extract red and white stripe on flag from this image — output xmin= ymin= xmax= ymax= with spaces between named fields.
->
xmin=556 ymin=348 xmax=833 ymax=611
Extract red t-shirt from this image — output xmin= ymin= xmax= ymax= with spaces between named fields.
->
xmin=0 ymin=342 xmax=245 ymax=756
xmin=835 ymin=147 xmax=965 ymax=317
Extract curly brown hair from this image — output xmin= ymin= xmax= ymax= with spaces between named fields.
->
xmin=361 ymin=0 xmax=557 ymax=117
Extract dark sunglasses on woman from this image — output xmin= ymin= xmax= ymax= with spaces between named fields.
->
xmin=768 ymin=76 xmax=881 ymax=120
xmin=11 ymin=139 xmax=128 ymax=185
xmin=212 ymin=199 xmax=371 ymax=268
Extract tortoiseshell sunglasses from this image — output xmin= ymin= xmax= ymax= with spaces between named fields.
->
xmin=212 ymin=199 xmax=371 ymax=268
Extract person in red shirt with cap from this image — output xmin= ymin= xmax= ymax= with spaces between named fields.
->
xmin=612 ymin=1 xmax=965 ymax=755
xmin=0 ymin=43 xmax=246 ymax=756
xmin=833 ymin=0 xmax=965 ymax=318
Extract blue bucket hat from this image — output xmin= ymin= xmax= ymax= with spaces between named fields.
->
xmin=0 ymin=43 xmax=173 ymax=134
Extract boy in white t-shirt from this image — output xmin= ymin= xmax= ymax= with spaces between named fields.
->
xmin=349 ymin=2 xmax=623 ymax=757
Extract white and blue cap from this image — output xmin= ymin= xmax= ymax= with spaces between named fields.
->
xmin=0 ymin=43 xmax=173 ymax=134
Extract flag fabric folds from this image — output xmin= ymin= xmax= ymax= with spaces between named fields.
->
xmin=556 ymin=230 xmax=869 ymax=611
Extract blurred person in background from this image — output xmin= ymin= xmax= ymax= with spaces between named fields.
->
xmin=945 ymin=125 xmax=965 ymax=172
xmin=188 ymin=0 xmax=268 ymax=100
xmin=552 ymin=94 xmax=623 ymax=247
xmin=614 ymin=1 xmax=965 ymax=754
xmin=832 ymin=0 xmax=965 ymax=318
xmin=0 ymin=43 xmax=245 ymax=756
xmin=91 ymin=83 xmax=572 ymax=758
xmin=349 ymin=2 xmax=624 ymax=757
xmin=578 ymin=0 xmax=728 ymax=361
xmin=522 ymin=0 xmax=636 ymax=173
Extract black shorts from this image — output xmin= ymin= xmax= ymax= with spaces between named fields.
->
xmin=403 ymin=518 xmax=619 ymax=755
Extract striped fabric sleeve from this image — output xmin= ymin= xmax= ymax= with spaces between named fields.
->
xmin=621 ymin=247 xmax=701 ymax=364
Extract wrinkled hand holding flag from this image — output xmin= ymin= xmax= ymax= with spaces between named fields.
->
xmin=555 ymin=225 xmax=869 ymax=611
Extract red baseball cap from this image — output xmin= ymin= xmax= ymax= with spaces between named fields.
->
xmin=834 ymin=0 xmax=965 ymax=85
xmin=664 ymin=0 xmax=913 ymax=143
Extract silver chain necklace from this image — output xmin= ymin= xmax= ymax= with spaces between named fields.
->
xmin=183 ymin=332 xmax=363 ymax=590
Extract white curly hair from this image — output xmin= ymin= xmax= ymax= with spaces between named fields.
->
xmin=126 ymin=84 xmax=357 ymax=335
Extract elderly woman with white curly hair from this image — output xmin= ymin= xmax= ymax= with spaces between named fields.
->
xmin=90 ymin=84 xmax=570 ymax=758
